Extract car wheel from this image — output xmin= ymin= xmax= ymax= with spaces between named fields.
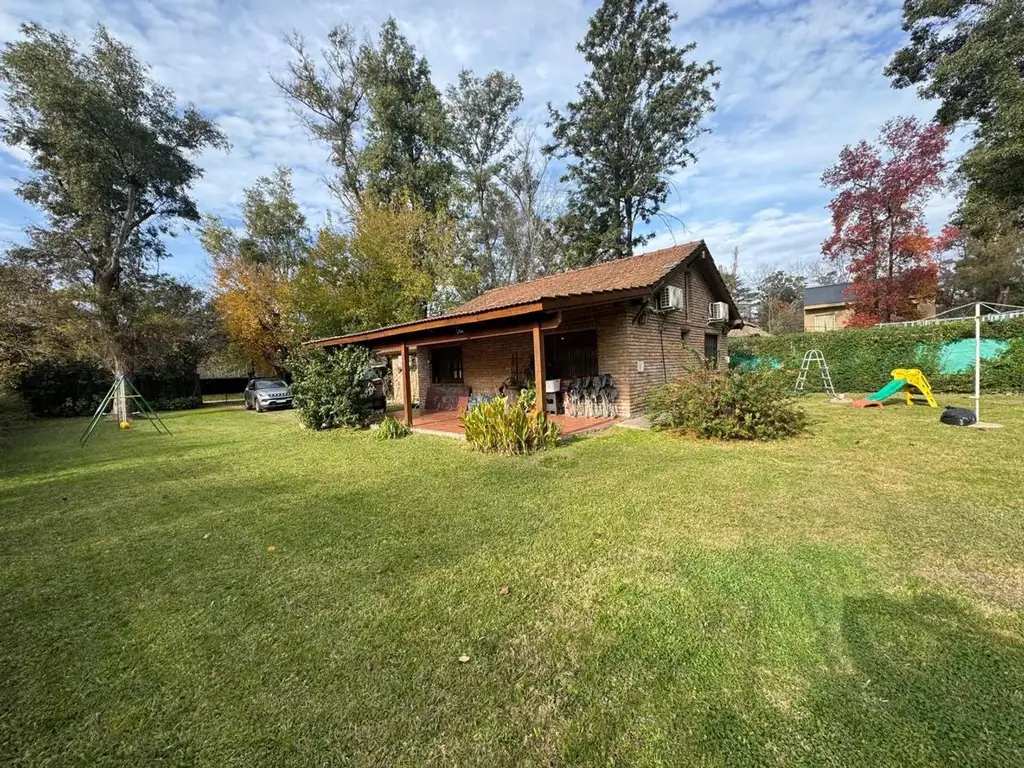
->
xmin=256 ymin=400 xmax=265 ymax=413
xmin=244 ymin=398 xmax=252 ymax=410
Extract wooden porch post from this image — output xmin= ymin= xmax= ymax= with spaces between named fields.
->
xmin=400 ymin=343 xmax=413 ymax=427
xmin=532 ymin=322 xmax=546 ymax=418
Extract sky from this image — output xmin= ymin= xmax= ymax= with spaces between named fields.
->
xmin=0 ymin=0 xmax=964 ymax=288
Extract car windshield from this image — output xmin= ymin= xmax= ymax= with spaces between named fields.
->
xmin=255 ymin=380 xmax=288 ymax=390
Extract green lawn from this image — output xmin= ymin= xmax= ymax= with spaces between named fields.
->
xmin=1 ymin=397 xmax=1022 ymax=766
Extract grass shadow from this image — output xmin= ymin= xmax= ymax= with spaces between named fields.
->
xmin=696 ymin=592 xmax=1024 ymax=766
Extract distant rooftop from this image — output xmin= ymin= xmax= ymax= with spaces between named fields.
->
xmin=804 ymin=282 xmax=851 ymax=307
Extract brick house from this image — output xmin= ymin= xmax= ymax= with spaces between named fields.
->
xmin=308 ymin=241 xmax=743 ymax=432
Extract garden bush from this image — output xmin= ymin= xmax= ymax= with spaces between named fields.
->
xmin=289 ymin=345 xmax=377 ymax=430
xmin=460 ymin=391 xmax=560 ymax=455
xmin=730 ymin=318 xmax=1024 ymax=394
xmin=646 ymin=366 xmax=808 ymax=440
xmin=19 ymin=360 xmax=109 ymax=417
xmin=19 ymin=358 xmax=202 ymax=417
xmin=374 ymin=414 xmax=410 ymax=439
xmin=149 ymin=395 xmax=203 ymax=412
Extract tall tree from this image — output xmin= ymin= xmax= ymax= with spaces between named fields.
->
xmin=201 ymin=168 xmax=309 ymax=375
xmin=445 ymin=69 xmax=523 ymax=289
xmin=0 ymin=260 xmax=68 ymax=389
xmin=495 ymin=127 xmax=561 ymax=284
xmin=0 ymin=23 xmax=227 ymax=416
xmin=275 ymin=18 xmax=454 ymax=215
xmin=753 ymin=269 xmax=805 ymax=333
xmin=274 ymin=25 xmax=366 ymax=210
xmin=357 ymin=18 xmax=453 ymax=213
xmin=292 ymin=196 xmax=472 ymax=338
xmin=886 ymin=0 xmax=1024 ymax=224
xmin=546 ymin=0 xmax=718 ymax=264
xmin=720 ymin=263 xmax=759 ymax=327
xmin=821 ymin=117 xmax=951 ymax=325
xmin=950 ymin=218 xmax=1024 ymax=304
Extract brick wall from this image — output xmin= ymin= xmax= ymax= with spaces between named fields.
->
xmin=415 ymin=348 xmax=432 ymax=401
xmin=623 ymin=264 xmax=729 ymax=417
xmin=408 ymin=335 xmax=534 ymax=400
xmin=390 ymin=352 xmax=421 ymax=406
xmin=462 ymin=335 xmax=534 ymax=395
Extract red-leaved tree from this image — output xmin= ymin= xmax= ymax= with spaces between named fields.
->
xmin=821 ymin=117 xmax=953 ymax=325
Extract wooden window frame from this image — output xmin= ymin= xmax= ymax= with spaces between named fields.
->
xmin=703 ymin=333 xmax=719 ymax=367
xmin=430 ymin=345 xmax=464 ymax=384
xmin=544 ymin=330 xmax=599 ymax=380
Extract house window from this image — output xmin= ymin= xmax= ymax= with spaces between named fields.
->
xmin=704 ymin=333 xmax=719 ymax=366
xmin=431 ymin=346 xmax=463 ymax=384
xmin=545 ymin=330 xmax=598 ymax=379
xmin=813 ymin=313 xmax=836 ymax=332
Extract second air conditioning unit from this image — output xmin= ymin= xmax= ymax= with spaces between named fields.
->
xmin=656 ymin=285 xmax=684 ymax=311
xmin=709 ymin=301 xmax=729 ymax=322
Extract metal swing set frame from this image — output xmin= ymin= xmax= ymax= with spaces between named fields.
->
xmin=78 ymin=375 xmax=172 ymax=448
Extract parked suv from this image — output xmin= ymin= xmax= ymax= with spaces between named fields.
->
xmin=244 ymin=378 xmax=293 ymax=412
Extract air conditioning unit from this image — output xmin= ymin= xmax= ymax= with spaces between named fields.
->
xmin=709 ymin=301 xmax=729 ymax=322
xmin=656 ymin=285 xmax=684 ymax=311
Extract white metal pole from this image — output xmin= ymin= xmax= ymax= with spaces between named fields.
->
xmin=974 ymin=302 xmax=981 ymax=421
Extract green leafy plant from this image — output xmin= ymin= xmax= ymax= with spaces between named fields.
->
xmin=288 ymin=345 xmax=377 ymax=430
xmin=149 ymin=396 xmax=203 ymax=412
xmin=646 ymin=366 xmax=807 ymax=440
xmin=460 ymin=394 xmax=560 ymax=455
xmin=374 ymin=415 xmax=410 ymax=440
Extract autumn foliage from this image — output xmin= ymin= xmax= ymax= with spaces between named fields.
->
xmin=822 ymin=117 xmax=953 ymax=325
xmin=212 ymin=260 xmax=294 ymax=375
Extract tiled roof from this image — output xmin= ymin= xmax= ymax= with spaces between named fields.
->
xmin=804 ymin=283 xmax=852 ymax=306
xmin=450 ymin=241 xmax=704 ymax=315
xmin=306 ymin=240 xmax=715 ymax=346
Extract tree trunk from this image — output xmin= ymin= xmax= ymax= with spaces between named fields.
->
xmin=111 ymin=355 xmax=130 ymax=423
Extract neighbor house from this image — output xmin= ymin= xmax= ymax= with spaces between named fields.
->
xmin=803 ymin=282 xmax=854 ymax=331
xmin=803 ymin=282 xmax=937 ymax=331
xmin=308 ymin=241 xmax=742 ymax=434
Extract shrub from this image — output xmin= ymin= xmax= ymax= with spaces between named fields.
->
xmin=19 ymin=358 xmax=202 ymax=417
xmin=375 ymin=414 xmax=410 ymax=439
xmin=149 ymin=396 xmax=203 ymax=412
xmin=19 ymin=360 xmax=109 ymax=417
xmin=289 ymin=345 xmax=377 ymax=430
xmin=646 ymin=366 xmax=808 ymax=440
xmin=460 ymin=393 xmax=560 ymax=455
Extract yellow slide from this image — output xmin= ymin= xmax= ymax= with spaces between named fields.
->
xmin=891 ymin=368 xmax=938 ymax=407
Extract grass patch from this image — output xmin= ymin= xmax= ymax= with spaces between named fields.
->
xmin=1 ymin=397 xmax=1022 ymax=765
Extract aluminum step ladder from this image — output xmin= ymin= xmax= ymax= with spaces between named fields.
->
xmin=794 ymin=349 xmax=836 ymax=397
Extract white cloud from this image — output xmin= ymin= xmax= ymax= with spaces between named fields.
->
xmin=0 ymin=0 xmax=959 ymax=285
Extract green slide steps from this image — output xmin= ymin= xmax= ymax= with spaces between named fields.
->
xmin=866 ymin=378 xmax=907 ymax=402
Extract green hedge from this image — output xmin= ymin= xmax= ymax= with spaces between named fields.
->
xmin=19 ymin=359 xmax=203 ymax=417
xmin=729 ymin=318 xmax=1024 ymax=394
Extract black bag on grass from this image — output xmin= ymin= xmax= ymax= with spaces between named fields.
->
xmin=940 ymin=406 xmax=977 ymax=427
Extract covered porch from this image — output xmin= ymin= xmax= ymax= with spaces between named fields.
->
xmin=309 ymin=296 xmax=633 ymax=431
xmin=386 ymin=309 xmax=625 ymax=435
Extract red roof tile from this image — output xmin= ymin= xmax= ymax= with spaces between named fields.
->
xmin=450 ymin=241 xmax=703 ymax=315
